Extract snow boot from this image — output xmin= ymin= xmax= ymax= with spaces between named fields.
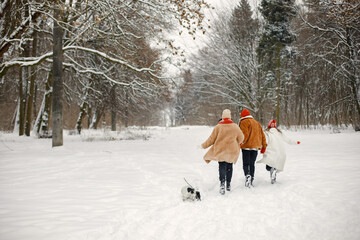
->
xmin=270 ymin=168 xmax=277 ymax=184
xmin=226 ymin=182 xmax=231 ymax=191
xmin=220 ymin=182 xmax=225 ymax=195
xmin=245 ymin=175 xmax=252 ymax=188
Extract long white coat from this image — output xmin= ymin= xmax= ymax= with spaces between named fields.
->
xmin=257 ymin=128 xmax=297 ymax=172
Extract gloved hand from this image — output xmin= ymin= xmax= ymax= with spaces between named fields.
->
xmin=260 ymin=148 xmax=266 ymax=154
xmin=297 ymin=141 xmax=300 ymax=144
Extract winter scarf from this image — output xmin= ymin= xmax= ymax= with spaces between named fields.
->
xmin=219 ymin=118 xmax=234 ymax=124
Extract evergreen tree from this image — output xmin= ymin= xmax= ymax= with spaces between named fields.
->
xmin=230 ymin=0 xmax=259 ymax=49
xmin=258 ymin=0 xmax=296 ymax=124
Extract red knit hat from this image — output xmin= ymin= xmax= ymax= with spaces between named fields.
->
xmin=268 ymin=119 xmax=276 ymax=128
xmin=241 ymin=109 xmax=250 ymax=118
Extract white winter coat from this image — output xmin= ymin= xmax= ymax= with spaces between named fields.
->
xmin=257 ymin=128 xmax=297 ymax=172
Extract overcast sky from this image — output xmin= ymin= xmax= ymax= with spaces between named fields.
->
xmin=165 ymin=0 xmax=260 ymax=76
xmin=161 ymin=0 xmax=271 ymax=78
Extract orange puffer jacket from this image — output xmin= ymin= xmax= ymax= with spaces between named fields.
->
xmin=239 ymin=116 xmax=267 ymax=150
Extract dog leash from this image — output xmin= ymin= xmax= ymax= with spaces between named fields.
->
xmin=184 ymin=178 xmax=194 ymax=188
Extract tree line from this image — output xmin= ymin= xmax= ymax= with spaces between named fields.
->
xmin=1 ymin=0 xmax=359 ymax=143
xmin=0 ymin=0 xmax=210 ymax=145
xmin=173 ymin=0 xmax=360 ymax=129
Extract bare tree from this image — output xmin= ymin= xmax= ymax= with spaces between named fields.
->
xmin=1 ymin=0 xmax=211 ymax=138
xmin=294 ymin=0 xmax=360 ymax=127
xmin=189 ymin=0 xmax=261 ymax=121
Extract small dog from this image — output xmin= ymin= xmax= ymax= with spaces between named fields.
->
xmin=181 ymin=186 xmax=201 ymax=201
xmin=181 ymin=178 xmax=201 ymax=201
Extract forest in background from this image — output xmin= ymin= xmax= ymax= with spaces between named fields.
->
xmin=1 ymin=0 xmax=359 ymax=136
xmin=174 ymin=0 xmax=360 ymax=129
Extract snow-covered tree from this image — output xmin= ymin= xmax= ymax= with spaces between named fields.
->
xmin=190 ymin=0 xmax=261 ymax=121
xmin=173 ymin=70 xmax=199 ymax=125
xmin=0 ymin=0 xmax=211 ymax=142
xmin=297 ymin=0 xmax=360 ymax=127
xmin=258 ymin=0 xmax=296 ymax=124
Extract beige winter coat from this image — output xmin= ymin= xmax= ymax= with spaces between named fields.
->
xmin=201 ymin=123 xmax=244 ymax=164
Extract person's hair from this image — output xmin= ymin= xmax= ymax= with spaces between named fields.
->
xmin=267 ymin=127 xmax=282 ymax=133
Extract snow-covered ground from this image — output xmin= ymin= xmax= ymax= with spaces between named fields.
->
xmin=0 ymin=126 xmax=359 ymax=240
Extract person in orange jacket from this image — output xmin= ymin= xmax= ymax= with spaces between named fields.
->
xmin=238 ymin=109 xmax=267 ymax=187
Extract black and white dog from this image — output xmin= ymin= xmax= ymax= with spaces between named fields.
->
xmin=181 ymin=179 xmax=201 ymax=201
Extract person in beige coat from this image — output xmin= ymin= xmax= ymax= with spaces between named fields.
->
xmin=201 ymin=109 xmax=244 ymax=195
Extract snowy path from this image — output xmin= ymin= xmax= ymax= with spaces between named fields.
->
xmin=0 ymin=127 xmax=359 ymax=240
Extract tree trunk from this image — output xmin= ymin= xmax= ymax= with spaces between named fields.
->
xmin=124 ymin=89 xmax=129 ymax=128
xmin=350 ymin=80 xmax=360 ymax=121
xmin=18 ymin=3 xmax=31 ymax=136
xmin=52 ymin=3 xmax=64 ymax=147
xmin=111 ymin=110 xmax=117 ymax=131
xmin=13 ymin=100 xmax=20 ymax=134
xmin=297 ymin=77 xmax=304 ymax=126
xmin=34 ymin=96 xmax=47 ymax=136
xmin=275 ymin=44 xmax=281 ymax=125
xmin=25 ymin=30 xmax=38 ymax=136
xmin=306 ymin=89 xmax=310 ymax=128
xmin=345 ymin=26 xmax=360 ymax=125
xmin=111 ymin=85 xmax=116 ymax=131
xmin=89 ymin=106 xmax=104 ymax=129
xmin=18 ymin=63 xmax=27 ymax=136
xmin=75 ymin=101 xmax=88 ymax=134
xmin=33 ymin=71 xmax=53 ymax=137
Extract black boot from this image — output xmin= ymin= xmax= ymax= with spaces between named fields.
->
xmin=226 ymin=182 xmax=231 ymax=191
xmin=220 ymin=182 xmax=225 ymax=195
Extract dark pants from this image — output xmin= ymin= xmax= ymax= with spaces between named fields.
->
xmin=266 ymin=165 xmax=272 ymax=171
xmin=242 ymin=149 xmax=258 ymax=178
xmin=218 ymin=162 xmax=233 ymax=185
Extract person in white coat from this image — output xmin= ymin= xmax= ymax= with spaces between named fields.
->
xmin=257 ymin=120 xmax=300 ymax=184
